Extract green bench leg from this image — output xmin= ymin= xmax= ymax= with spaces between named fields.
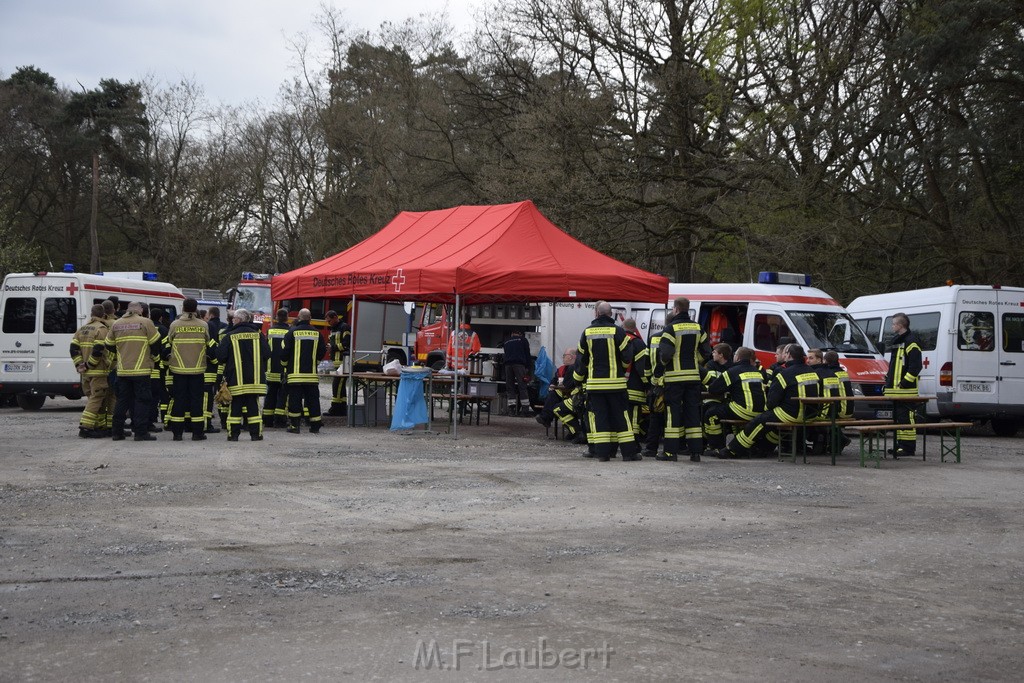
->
xmin=939 ymin=427 xmax=962 ymax=463
xmin=858 ymin=431 xmax=883 ymax=468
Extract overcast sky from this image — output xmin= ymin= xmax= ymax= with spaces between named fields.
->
xmin=0 ymin=0 xmax=480 ymax=106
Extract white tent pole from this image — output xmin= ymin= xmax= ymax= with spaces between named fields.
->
xmin=452 ymin=293 xmax=460 ymax=439
xmin=348 ymin=294 xmax=356 ymax=428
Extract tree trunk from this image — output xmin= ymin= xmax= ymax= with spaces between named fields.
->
xmin=89 ymin=152 xmax=100 ymax=273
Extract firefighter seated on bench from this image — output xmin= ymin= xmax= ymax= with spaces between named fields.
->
xmin=536 ymin=347 xmax=586 ymax=443
xmin=704 ymin=346 xmax=767 ymax=458
xmin=719 ymin=344 xmax=819 ymax=458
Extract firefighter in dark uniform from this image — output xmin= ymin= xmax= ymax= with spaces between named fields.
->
xmin=264 ymin=308 xmax=291 ymax=427
xmin=657 ymin=297 xmax=711 ymax=462
xmin=217 ymin=308 xmax=271 ymax=441
xmin=165 ymin=298 xmax=216 ymax=441
xmin=700 ymin=342 xmax=734 ymax=454
xmin=723 ymin=344 xmax=820 ymax=458
xmin=326 ymin=309 xmax=351 ymax=417
xmin=142 ymin=303 xmax=168 ymax=433
xmin=822 ymin=350 xmax=854 ymax=419
xmin=705 ymin=346 xmax=767 ymax=457
xmin=70 ymin=304 xmax=113 ymax=438
xmin=101 ymin=301 xmax=162 ymax=441
xmin=806 ymin=349 xmax=856 ymax=453
xmin=884 ymin=312 xmax=923 ymax=458
xmin=764 ymin=344 xmax=787 ymax=390
xmin=282 ymin=308 xmax=327 ymax=434
xmin=642 ymin=330 xmax=666 ymax=457
xmin=622 ymin=318 xmax=649 ymax=449
xmin=214 ymin=316 xmax=235 ymax=431
xmin=572 ymin=301 xmax=640 ymax=462
xmin=203 ymin=307 xmax=228 ymax=433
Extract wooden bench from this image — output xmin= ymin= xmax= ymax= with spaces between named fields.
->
xmin=430 ymin=394 xmax=493 ymax=425
xmin=846 ymin=422 xmax=974 ymax=468
xmin=767 ymin=419 xmax=895 ymax=465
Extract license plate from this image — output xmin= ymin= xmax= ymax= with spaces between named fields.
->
xmin=875 ymin=410 xmax=893 ymax=419
xmin=3 ymin=363 xmax=33 ymax=373
xmin=959 ymin=382 xmax=993 ymax=393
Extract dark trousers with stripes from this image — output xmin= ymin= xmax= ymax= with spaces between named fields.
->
xmin=586 ymin=390 xmax=638 ymax=459
xmin=330 ymin=375 xmax=348 ymax=413
xmin=113 ymin=376 xmax=151 ymax=437
xmin=169 ymin=373 xmax=206 ymax=434
xmin=227 ymin=394 xmax=263 ymax=437
xmin=663 ymin=381 xmax=703 ymax=457
xmin=264 ymin=380 xmax=286 ymax=425
xmin=288 ymin=383 xmax=323 ymax=430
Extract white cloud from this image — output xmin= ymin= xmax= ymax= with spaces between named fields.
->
xmin=0 ymin=0 xmax=479 ymax=105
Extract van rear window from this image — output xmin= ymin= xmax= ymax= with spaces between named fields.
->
xmin=3 ymin=297 xmax=36 ymax=334
xmin=957 ymin=311 xmax=995 ymax=351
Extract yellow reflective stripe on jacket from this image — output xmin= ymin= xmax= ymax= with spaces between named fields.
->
xmin=893 ymin=341 xmax=922 ymax=387
xmin=167 ymin=319 xmax=211 ymax=374
xmin=288 ymin=329 xmax=322 ymax=383
xmin=578 ymin=325 xmax=628 ymax=391
xmin=664 ymin=321 xmax=705 ymax=383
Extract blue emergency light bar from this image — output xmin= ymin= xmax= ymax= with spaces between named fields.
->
xmin=758 ymin=271 xmax=812 ymax=286
xmin=92 ymin=271 xmax=160 ymax=280
xmin=63 ymin=263 xmax=75 ymax=273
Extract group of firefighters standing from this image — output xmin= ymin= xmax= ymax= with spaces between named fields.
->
xmin=541 ymin=298 xmax=922 ymax=463
xmin=70 ymin=294 xmax=922 ymax=459
xmin=70 ymin=298 xmax=351 ymax=442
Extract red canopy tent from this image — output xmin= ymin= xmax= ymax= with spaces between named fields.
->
xmin=272 ymin=201 xmax=668 ymax=303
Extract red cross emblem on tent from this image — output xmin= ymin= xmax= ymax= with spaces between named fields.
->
xmin=393 ymin=268 xmax=406 ymax=293
xmin=66 ymin=282 xmax=79 ymax=296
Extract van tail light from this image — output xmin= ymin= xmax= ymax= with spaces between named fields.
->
xmin=939 ymin=362 xmax=953 ymax=387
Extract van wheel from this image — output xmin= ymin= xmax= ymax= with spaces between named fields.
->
xmin=0 ymin=394 xmax=19 ymax=408
xmin=991 ymin=418 xmax=1019 ymax=437
xmin=16 ymin=394 xmax=46 ymax=411
xmin=386 ymin=349 xmax=408 ymax=366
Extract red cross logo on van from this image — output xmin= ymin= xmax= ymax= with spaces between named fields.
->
xmin=922 ymin=357 xmax=930 ymax=368
xmin=393 ymin=268 xmax=406 ymax=293
xmin=66 ymin=282 xmax=79 ymax=296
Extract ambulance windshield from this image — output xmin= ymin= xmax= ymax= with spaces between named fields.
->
xmin=788 ymin=311 xmax=879 ymax=355
xmin=234 ymin=285 xmax=273 ymax=314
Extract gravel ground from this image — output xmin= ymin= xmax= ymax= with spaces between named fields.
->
xmin=1 ymin=395 xmax=1022 ymax=682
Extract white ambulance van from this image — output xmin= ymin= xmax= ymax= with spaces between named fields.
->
xmin=624 ymin=272 xmax=890 ymax=417
xmin=0 ymin=268 xmax=184 ymax=410
xmin=847 ymin=285 xmax=1024 ymax=436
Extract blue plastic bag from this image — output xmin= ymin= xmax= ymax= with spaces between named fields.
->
xmin=533 ymin=346 xmax=554 ymax=399
xmin=390 ymin=369 xmax=430 ymax=430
